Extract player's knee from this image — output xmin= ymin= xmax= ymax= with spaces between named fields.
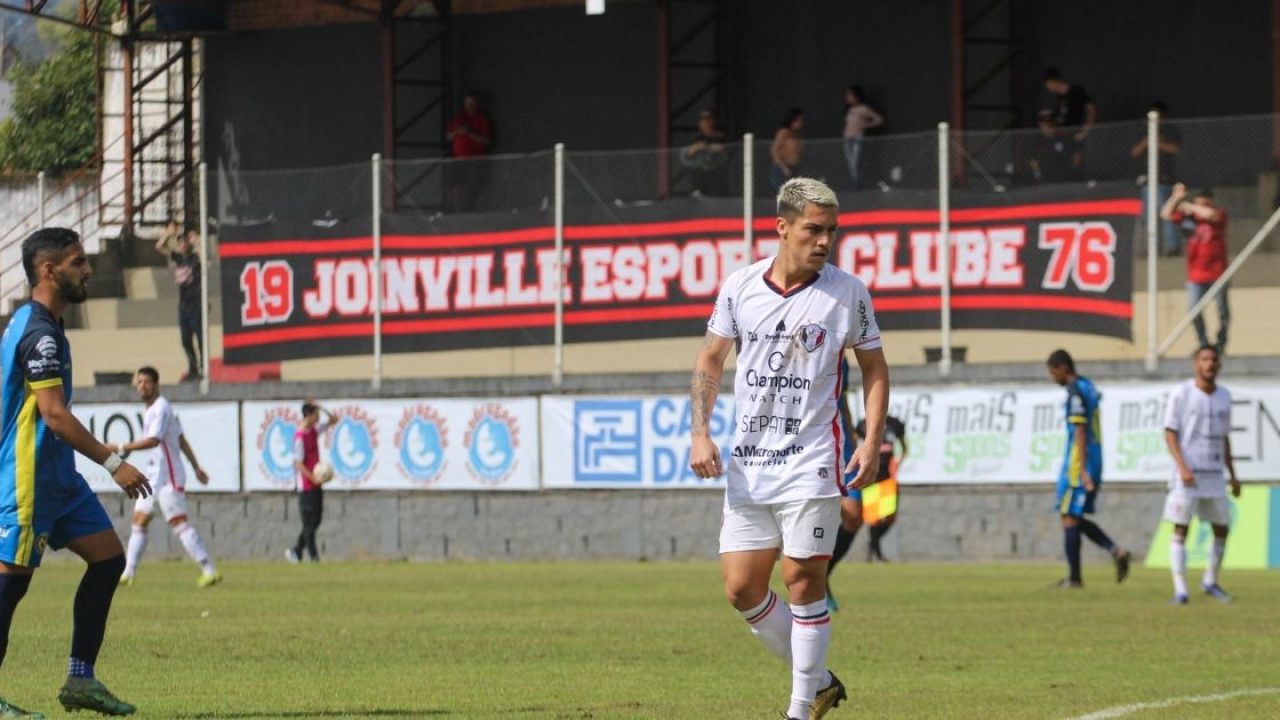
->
xmin=170 ymin=520 xmax=191 ymax=537
xmin=723 ymin=581 xmax=766 ymax=610
xmin=89 ymin=553 xmax=126 ymax=580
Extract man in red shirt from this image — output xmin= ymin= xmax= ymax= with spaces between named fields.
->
xmin=445 ymin=93 xmax=492 ymax=213
xmin=1161 ymin=183 xmax=1230 ymax=351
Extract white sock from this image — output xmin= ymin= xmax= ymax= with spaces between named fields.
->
xmin=123 ymin=526 xmax=147 ymax=577
xmin=1170 ymin=537 xmax=1188 ymax=597
xmin=787 ymin=598 xmax=832 ymax=719
xmin=739 ymin=590 xmax=792 ymax=665
xmin=173 ymin=523 xmax=216 ymax=574
xmin=1203 ymin=537 xmax=1226 ymax=587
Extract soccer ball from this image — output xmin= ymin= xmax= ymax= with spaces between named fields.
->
xmin=312 ymin=462 xmax=335 ymax=485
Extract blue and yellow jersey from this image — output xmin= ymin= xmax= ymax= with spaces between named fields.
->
xmin=1060 ymin=376 xmax=1103 ymax=487
xmin=0 ymin=301 xmax=79 ymax=528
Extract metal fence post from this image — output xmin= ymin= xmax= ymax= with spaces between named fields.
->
xmin=372 ymin=153 xmax=383 ymax=391
xmin=743 ymin=132 xmax=754 ymax=260
xmin=1145 ymin=110 xmax=1159 ymax=373
xmin=37 ymin=171 xmax=46 ymax=227
xmin=553 ymin=143 xmax=565 ymax=388
xmin=938 ymin=122 xmax=952 ymax=378
xmin=198 ymin=162 xmax=210 ymax=395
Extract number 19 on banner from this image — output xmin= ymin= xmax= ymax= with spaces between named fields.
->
xmin=240 ymin=261 xmax=295 ymax=326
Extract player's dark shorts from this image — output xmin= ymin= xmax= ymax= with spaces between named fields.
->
xmin=0 ymin=478 xmax=113 ymax=568
xmin=1056 ymin=477 xmax=1098 ymax=518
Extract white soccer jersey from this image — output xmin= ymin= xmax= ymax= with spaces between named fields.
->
xmin=1163 ymin=380 xmax=1231 ymax=497
xmin=141 ymin=396 xmax=187 ymax=490
xmin=708 ymin=257 xmax=882 ymax=506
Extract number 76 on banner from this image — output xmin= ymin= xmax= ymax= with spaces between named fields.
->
xmin=1037 ymin=222 xmax=1117 ymax=292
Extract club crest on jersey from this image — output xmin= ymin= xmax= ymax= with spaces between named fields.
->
xmin=395 ymin=404 xmax=448 ymax=486
xmin=798 ymin=323 xmax=827 ymax=353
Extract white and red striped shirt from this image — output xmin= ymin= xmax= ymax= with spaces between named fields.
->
xmin=708 ymin=257 xmax=882 ymax=506
xmin=141 ymin=395 xmax=187 ymax=490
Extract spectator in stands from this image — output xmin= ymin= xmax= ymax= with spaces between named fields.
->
xmin=680 ymin=108 xmax=730 ymax=196
xmin=1028 ymin=110 xmax=1080 ymax=183
xmin=769 ymin=107 xmax=804 ymax=193
xmin=841 ymin=85 xmax=883 ymax=189
xmin=154 ymin=221 xmax=202 ymax=382
xmin=1043 ymin=68 xmax=1095 ymax=170
xmin=445 ymin=92 xmax=493 ymax=212
xmin=1129 ymin=102 xmax=1183 ymax=255
xmin=1161 ymin=184 xmax=1230 ymax=352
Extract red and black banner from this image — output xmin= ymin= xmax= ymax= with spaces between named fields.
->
xmin=219 ymin=190 xmax=1137 ymax=363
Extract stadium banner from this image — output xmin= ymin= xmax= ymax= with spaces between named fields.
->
xmin=240 ymin=398 xmax=539 ymax=491
xmin=218 ymin=190 xmax=1137 ymax=363
xmin=73 ymin=402 xmax=241 ymax=493
xmin=540 ymin=395 xmax=734 ymax=489
xmin=877 ymin=382 xmax=1280 ymax=484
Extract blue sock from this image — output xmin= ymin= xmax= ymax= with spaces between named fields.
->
xmin=1064 ymin=525 xmax=1082 ymax=583
xmin=0 ymin=573 xmax=33 ymax=669
xmin=68 ymin=657 xmax=94 ymax=679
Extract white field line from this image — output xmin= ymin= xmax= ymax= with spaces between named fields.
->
xmin=1069 ymin=687 xmax=1280 ymax=720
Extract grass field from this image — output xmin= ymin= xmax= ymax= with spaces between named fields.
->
xmin=1 ymin=560 xmax=1277 ymax=719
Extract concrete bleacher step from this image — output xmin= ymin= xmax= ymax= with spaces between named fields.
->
xmin=67 ymin=296 xmax=224 ymax=331
xmin=124 ymin=266 xmax=179 ymax=301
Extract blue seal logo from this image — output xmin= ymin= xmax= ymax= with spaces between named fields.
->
xmin=465 ymin=404 xmax=520 ymax=485
xmin=327 ymin=407 xmax=379 ymax=485
xmin=257 ymin=408 xmax=300 ymax=487
xmin=396 ymin=405 xmax=448 ymax=486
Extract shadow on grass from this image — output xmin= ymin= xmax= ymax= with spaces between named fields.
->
xmin=171 ymin=710 xmax=448 ymax=719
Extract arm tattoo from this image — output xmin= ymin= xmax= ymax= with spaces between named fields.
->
xmin=691 ymin=369 xmax=718 ymax=437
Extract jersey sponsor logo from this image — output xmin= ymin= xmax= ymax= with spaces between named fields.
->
xmin=35 ymin=335 xmax=57 ymax=358
xmin=743 ymin=368 xmax=811 ymax=391
xmin=465 ymin=404 xmax=520 ymax=485
xmin=328 ymin=407 xmax=379 ymax=485
xmin=732 ymin=444 xmax=803 ymax=466
xmin=798 ymin=323 xmax=827 ymax=353
xmin=746 ymin=330 xmax=759 ymax=343
xmin=255 ymin=407 xmax=301 ymax=487
xmin=857 ymin=300 xmax=870 ymax=340
xmin=395 ymin=405 xmax=447 ymax=486
xmin=739 ymin=413 xmax=801 ymax=436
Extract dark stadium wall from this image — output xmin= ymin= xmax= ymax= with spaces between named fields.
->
xmin=1016 ymin=0 xmax=1272 ymax=125
xmin=450 ymin=2 xmax=659 ymax=153
xmin=726 ymin=0 xmax=953 ymax=140
xmin=204 ymin=24 xmax=383 ymax=170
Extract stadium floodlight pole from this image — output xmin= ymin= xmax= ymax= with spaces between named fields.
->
xmin=198 ymin=162 xmax=210 ymax=396
xmin=372 ymin=153 xmax=383 ymax=391
xmin=937 ymin=122 xmax=952 ymax=378
xmin=1158 ymin=202 xmax=1280 ymax=356
xmin=1145 ymin=110 xmax=1159 ymax=373
xmin=553 ymin=143 xmax=565 ymax=388
xmin=37 ymin=171 xmax=45 ymax=226
xmin=743 ymin=132 xmax=754 ymax=260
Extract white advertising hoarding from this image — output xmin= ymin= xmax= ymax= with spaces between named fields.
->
xmin=241 ymin=398 xmax=540 ymax=491
xmin=73 ymin=402 xmax=241 ymax=493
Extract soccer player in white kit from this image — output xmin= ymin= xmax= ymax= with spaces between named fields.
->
xmin=690 ymin=177 xmax=890 ymax=720
xmin=116 ymin=367 xmax=221 ymax=587
xmin=1163 ymin=345 xmax=1239 ymax=605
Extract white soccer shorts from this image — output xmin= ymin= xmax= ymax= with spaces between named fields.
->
xmin=719 ymin=497 xmax=841 ymax=559
xmin=133 ymin=483 xmax=189 ymax=521
xmin=1162 ymin=491 xmax=1230 ymax=527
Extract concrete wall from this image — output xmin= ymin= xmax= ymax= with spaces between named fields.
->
xmin=92 ymin=483 xmax=1169 ymax=565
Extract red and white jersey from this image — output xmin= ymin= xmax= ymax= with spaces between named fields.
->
xmin=1164 ymin=380 xmax=1232 ymax=497
xmin=708 ymin=257 xmax=882 ymax=506
xmin=141 ymin=395 xmax=187 ymax=490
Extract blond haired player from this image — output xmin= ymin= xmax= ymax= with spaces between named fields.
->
xmin=690 ymin=177 xmax=889 ymax=720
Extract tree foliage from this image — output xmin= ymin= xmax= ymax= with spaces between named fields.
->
xmin=0 ymin=30 xmax=97 ymax=174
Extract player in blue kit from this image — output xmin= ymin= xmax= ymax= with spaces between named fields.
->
xmin=0 ymin=229 xmax=152 ymax=718
xmin=1046 ymin=350 xmax=1131 ymax=589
